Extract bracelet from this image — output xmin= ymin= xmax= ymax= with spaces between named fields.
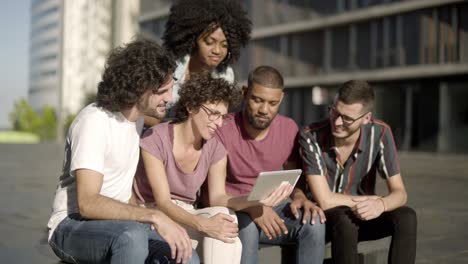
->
xmin=378 ymin=197 xmax=387 ymax=212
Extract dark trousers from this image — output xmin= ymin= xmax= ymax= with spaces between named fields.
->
xmin=325 ymin=206 xmax=417 ymax=264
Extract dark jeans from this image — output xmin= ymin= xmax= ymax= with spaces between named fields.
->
xmin=237 ymin=201 xmax=326 ymax=264
xmin=325 ymin=206 xmax=417 ymax=264
xmin=49 ymin=215 xmax=200 ymax=264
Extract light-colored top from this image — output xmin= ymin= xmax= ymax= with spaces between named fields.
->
xmin=170 ymin=55 xmax=235 ymax=105
xmin=47 ymin=103 xmax=144 ymax=240
xmin=215 ymin=112 xmax=300 ymax=196
xmin=134 ymin=122 xmax=226 ymax=203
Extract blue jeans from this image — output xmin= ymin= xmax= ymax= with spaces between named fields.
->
xmin=237 ymin=202 xmax=325 ymax=264
xmin=49 ymin=215 xmax=200 ymax=264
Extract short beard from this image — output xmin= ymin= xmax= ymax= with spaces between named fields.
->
xmin=144 ymin=109 xmax=166 ymax=121
xmin=332 ymin=124 xmax=361 ymax=139
xmin=137 ymin=97 xmax=166 ymax=121
xmin=247 ymin=113 xmax=273 ymax=130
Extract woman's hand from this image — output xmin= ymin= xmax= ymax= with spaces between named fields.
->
xmin=200 ymin=213 xmax=239 ymax=243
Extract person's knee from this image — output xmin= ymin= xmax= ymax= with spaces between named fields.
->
xmin=210 ymin=206 xmax=238 ymax=223
xmin=202 ymin=236 xmax=242 ymax=264
xmin=325 ymin=206 xmax=358 ymax=238
xmin=326 ymin=206 xmax=355 ymax=225
xmin=300 ymin=214 xmax=326 ymax=243
xmin=114 ymin=223 xmax=149 ymax=256
xmin=392 ymin=206 xmax=417 ymax=234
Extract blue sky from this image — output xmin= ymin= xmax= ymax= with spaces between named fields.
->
xmin=0 ymin=1 xmax=30 ymax=129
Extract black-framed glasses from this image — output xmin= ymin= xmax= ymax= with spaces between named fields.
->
xmin=200 ymin=105 xmax=230 ymax=122
xmin=328 ymin=105 xmax=368 ymax=126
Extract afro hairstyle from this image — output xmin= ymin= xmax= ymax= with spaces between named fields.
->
xmin=163 ymin=0 xmax=251 ymax=68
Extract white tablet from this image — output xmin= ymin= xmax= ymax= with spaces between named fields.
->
xmin=247 ymin=169 xmax=302 ymax=201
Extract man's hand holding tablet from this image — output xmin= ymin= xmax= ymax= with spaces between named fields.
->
xmin=259 ymin=181 xmax=294 ymax=207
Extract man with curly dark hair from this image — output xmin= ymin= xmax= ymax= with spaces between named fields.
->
xmin=47 ymin=39 xmax=199 ymax=264
xmin=144 ymin=0 xmax=252 ymax=127
xmin=134 ymin=74 xmax=293 ymax=264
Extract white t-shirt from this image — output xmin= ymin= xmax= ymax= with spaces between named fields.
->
xmin=47 ymin=103 xmax=144 ymax=240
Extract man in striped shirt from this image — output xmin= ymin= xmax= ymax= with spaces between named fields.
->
xmin=299 ymin=80 xmax=417 ymax=264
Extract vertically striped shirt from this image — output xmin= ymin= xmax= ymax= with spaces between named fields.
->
xmin=299 ymin=119 xmax=400 ymax=195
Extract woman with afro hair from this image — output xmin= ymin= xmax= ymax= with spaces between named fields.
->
xmin=144 ymin=0 xmax=252 ymax=127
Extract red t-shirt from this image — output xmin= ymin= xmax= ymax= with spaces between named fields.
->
xmin=216 ymin=112 xmax=300 ymax=196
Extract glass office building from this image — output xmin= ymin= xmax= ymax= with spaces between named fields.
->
xmin=29 ymin=0 xmax=140 ymax=140
xmin=139 ymin=0 xmax=468 ymax=153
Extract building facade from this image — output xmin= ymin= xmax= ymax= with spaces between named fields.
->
xmin=29 ymin=0 xmax=63 ymax=113
xmin=29 ymin=0 xmax=140 ymax=139
xmin=140 ymin=0 xmax=468 ymax=153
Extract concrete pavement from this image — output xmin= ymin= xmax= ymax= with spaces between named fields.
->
xmin=0 ymin=143 xmax=467 ymax=263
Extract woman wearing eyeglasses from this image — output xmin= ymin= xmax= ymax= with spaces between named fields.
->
xmin=144 ymin=0 xmax=252 ymax=127
xmin=134 ymin=75 xmax=293 ymax=264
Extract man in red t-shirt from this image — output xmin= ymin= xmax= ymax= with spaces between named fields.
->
xmin=215 ymin=66 xmax=326 ymax=264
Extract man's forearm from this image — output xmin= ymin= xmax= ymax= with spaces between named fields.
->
xmin=319 ymin=192 xmax=382 ymax=210
xmin=209 ymin=193 xmax=262 ymax=212
xmin=381 ymin=189 xmax=407 ymax=212
xmin=320 ymin=193 xmax=356 ymax=210
xmin=156 ymin=199 xmax=212 ymax=234
xmin=79 ymin=193 xmax=157 ymax=224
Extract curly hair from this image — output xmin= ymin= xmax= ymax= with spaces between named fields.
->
xmin=163 ymin=0 xmax=251 ymax=68
xmin=96 ymin=39 xmax=176 ymax=112
xmin=173 ymin=74 xmax=242 ymax=122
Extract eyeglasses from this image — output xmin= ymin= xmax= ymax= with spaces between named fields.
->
xmin=200 ymin=105 xmax=230 ymax=122
xmin=328 ymin=105 xmax=368 ymax=126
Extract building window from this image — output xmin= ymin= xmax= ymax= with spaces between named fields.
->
xmin=356 ymin=22 xmax=371 ymax=69
xmin=293 ymin=31 xmax=324 ymax=75
xmin=331 ymin=26 xmax=349 ymax=71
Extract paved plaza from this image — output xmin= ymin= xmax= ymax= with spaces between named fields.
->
xmin=0 ymin=143 xmax=467 ymax=263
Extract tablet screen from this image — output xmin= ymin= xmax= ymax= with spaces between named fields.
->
xmin=247 ymin=169 xmax=302 ymax=201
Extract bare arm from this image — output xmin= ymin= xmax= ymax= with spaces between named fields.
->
xmin=351 ymin=173 xmax=407 ymax=220
xmin=207 ymin=157 xmax=294 ymax=240
xmin=306 ymin=172 xmax=406 ymax=220
xmin=306 ymin=174 xmax=378 ymax=210
xmin=142 ymin=149 xmax=242 ymax=243
xmin=381 ymin=173 xmax=407 ymax=210
xmin=207 ymin=157 xmax=292 ymax=211
xmin=76 ymin=168 xmax=192 ymax=263
xmin=141 ymin=149 xmax=206 ymax=231
xmin=76 ymin=168 xmax=162 ymax=223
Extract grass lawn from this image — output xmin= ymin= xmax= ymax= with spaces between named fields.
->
xmin=0 ymin=131 xmax=40 ymax=143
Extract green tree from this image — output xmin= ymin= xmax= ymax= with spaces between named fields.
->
xmin=38 ymin=106 xmax=57 ymax=141
xmin=9 ymin=98 xmax=57 ymax=141
xmin=9 ymin=99 xmax=41 ymax=133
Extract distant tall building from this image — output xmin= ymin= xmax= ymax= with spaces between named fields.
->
xmin=29 ymin=0 xmax=63 ymax=112
xmin=140 ymin=0 xmax=468 ymax=153
xmin=29 ymin=0 xmax=140 ymax=138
